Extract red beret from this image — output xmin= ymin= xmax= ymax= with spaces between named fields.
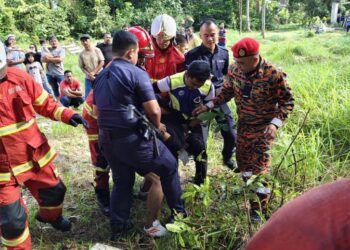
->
xmin=231 ymin=37 xmax=260 ymax=58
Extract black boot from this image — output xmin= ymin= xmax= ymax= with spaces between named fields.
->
xmin=36 ymin=214 xmax=72 ymax=232
xmin=110 ymin=221 xmax=134 ymax=241
xmin=223 ymin=158 xmax=239 ymax=172
xmin=95 ymin=188 xmax=110 ymax=217
xmin=193 ymin=161 xmax=207 ymax=185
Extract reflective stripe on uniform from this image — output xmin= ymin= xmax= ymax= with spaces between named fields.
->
xmin=170 ymin=72 xmax=185 ymax=89
xmin=88 ymin=134 xmax=98 ymax=141
xmin=0 ymin=119 xmax=35 ymax=137
xmin=0 ymin=172 xmax=11 ymax=182
xmin=33 ymin=91 xmax=49 ymax=106
xmin=54 ymin=107 xmax=65 ymax=121
xmin=0 ymin=148 xmax=56 ymax=182
xmin=83 ymin=102 xmax=97 ymax=119
xmin=94 ymin=166 xmax=110 ymax=173
xmin=40 ymin=203 xmax=63 ymax=210
xmin=12 ymin=161 xmax=34 ymax=176
xmin=169 ymin=93 xmax=180 ymax=111
xmin=38 ymin=148 xmax=56 ymax=168
xmin=1 ymin=226 xmax=29 ymax=247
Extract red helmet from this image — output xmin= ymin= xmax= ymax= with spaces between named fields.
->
xmin=127 ymin=26 xmax=154 ymax=58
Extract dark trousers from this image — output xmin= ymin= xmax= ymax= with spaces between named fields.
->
xmin=162 ymin=113 xmax=208 ymax=184
xmin=46 ymin=74 xmax=64 ymax=98
xmin=216 ymin=103 xmax=237 ymax=161
xmin=99 ymin=129 xmax=185 ymax=227
xmin=60 ymin=96 xmax=84 ymax=108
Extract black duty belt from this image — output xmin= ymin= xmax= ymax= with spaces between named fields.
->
xmin=99 ymin=127 xmax=136 ymax=139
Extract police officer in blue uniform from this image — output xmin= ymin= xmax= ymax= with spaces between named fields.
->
xmin=93 ymin=31 xmax=185 ymax=240
xmin=153 ymin=60 xmax=215 ymax=184
xmin=185 ymin=19 xmax=237 ymax=170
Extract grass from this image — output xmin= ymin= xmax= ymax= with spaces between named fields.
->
xmin=18 ymin=29 xmax=350 ymax=249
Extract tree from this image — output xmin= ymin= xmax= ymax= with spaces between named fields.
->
xmin=262 ymin=0 xmax=266 ymax=38
xmin=247 ymin=0 xmax=251 ymax=31
xmin=239 ymin=0 xmax=243 ymax=33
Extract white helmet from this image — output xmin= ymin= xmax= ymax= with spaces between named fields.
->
xmin=0 ymin=41 xmax=7 ymax=80
xmin=151 ymin=14 xmax=177 ymax=40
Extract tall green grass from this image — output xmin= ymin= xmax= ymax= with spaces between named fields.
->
xmin=25 ymin=30 xmax=350 ymax=249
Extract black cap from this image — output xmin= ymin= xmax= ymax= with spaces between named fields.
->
xmin=80 ymin=34 xmax=91 ymax=40
xmin=187 ymin=60 xmax=211 ymax=82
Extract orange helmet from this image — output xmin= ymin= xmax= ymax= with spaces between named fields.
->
xmin=127 ymin=26 xmax=154 ymax=58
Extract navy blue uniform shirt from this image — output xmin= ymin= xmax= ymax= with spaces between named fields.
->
xmin=93 ymin=59 xmax=155 ymax=129
xmin=185 ymin=44 xmax=229 ymax=89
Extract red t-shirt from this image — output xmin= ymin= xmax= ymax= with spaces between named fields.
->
xmin=59 ymin=79 xmax=81 ymax=98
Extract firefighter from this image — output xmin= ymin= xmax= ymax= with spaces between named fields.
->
xmin=145 ymin=14 xmax=185 ymax=80
xmin=193 ymin=37 xmax=294 ymax=220
xmin=0 ymin=41 xmax=88 ymax=250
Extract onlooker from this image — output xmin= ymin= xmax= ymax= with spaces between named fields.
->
xmin=5 ymin=34 xmax=25 ymax=69
xmin=24 ymin=52 xmax=54 ymax=95
xmin=39 ymin=38 xmax=51 ymax=56
xmin=41 ymin=35 xmax=65 ymax=99
xmin=96 ymin=32 xmax=113 ymax=67
xmin=185 ymin=26 xmax=201 ymax=50
xmin=218 ymin=22 xmax=227 ymax=47
xmin=175 ymin=33 xmax=189 ymax=55
xmin=28 ymin=44 xmax=42 ymax=64
xmin=59 ymin=70 xmax=84 ymax=108
xmin=78 ymin=34 xmax=104 ymax=98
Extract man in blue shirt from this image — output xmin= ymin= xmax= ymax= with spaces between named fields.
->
xmin=185 ymin=19 xmax=237 ymax=170
xmin=94 ymin=31 xmax=185 ymax=240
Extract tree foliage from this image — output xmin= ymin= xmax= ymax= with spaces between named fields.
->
xmin=0 ymin=0 xmax=338 ymax=41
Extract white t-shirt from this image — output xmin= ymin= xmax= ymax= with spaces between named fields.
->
xmin=26 ymin=62 xmax=44 ymax=85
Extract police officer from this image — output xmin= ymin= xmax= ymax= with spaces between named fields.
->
xmin=153 ymin=60 xmax=215 ymax=185
xmin=185 ymin=18 xmax=237 ymax=170
xmin=93 ymin=31 xmax=185 ymax=240
xmin=194 ymin=37 xmax=294 ymax=220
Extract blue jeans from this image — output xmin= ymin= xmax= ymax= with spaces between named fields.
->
xmin=47 ymin=74 xmax=64 ymax=98
xmin=99 ymin=130 xmax=185 ymax=227
xmin=85 ymin=78 xmax=92 ymax=99
xmin=60 ymin=96 xmax=84 ymax=107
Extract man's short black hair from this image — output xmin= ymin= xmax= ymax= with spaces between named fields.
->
xmin=39 ymin=38 xmax=46 ymax=45
xmin=199 ymin=18 xmax=218 ymax=29
xmin=187 ymin=60 xmax=211 ymax=82
xmin=112 ymin=30 xmax=138 ymax=56
xmin=64 ymin=70 xmax=72 ymax=75
xmin=48 ymin=35 xmax=57 ymax=42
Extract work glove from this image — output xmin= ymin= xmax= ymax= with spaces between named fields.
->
xmin=69 ymin=114 xmax=89 ymax=129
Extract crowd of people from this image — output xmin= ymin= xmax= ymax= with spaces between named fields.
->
xmin=0 ymin=13 xmax=296 ymax=250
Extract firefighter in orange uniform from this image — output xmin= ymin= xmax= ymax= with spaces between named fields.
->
xmin=0 ymin=41 xmax=88 ymax=250
xmin=82 ymin=91 xmax=110 ymax=216
xmin=145 ymin=14 xmax=185 ymax=80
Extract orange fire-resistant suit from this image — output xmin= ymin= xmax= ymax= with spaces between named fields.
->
xmin=0 ymin=67 xmax=76 ymax=249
